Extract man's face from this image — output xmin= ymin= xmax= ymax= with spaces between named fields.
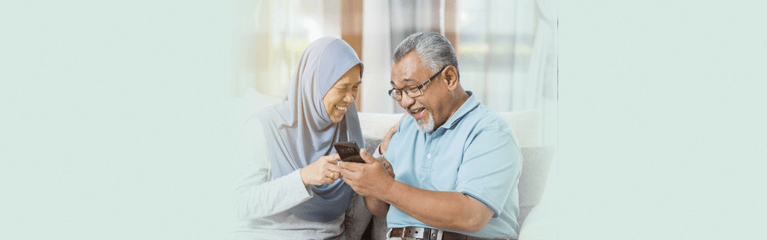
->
xmin=390 ymin=51 xmax=449 ymax=132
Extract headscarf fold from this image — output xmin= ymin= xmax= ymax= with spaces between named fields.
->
xmin=256 ymin=37 xmax=364 ymax=222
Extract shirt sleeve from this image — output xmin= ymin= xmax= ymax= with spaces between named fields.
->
xmin=234 ymin=118 xmax=313 ymax=220
xmin=454 ymin=120 xmax=522 ymax=218
xmin=373 ymin=145 xmax=384 ymax=158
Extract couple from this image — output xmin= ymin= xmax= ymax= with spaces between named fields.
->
xmin=233 ymin=32 xmax=523 ymax=240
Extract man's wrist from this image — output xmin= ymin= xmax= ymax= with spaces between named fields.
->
xmin=377 ymin=176 xmax=397 ymax=203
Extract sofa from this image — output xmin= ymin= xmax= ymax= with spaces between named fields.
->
xmin=340 ymin=111 xmax=559 ymax=240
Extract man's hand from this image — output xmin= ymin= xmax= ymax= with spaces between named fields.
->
xmin=339 ymin=149 xmax=395 ymax=199
xmin=300 ymin=154 xmax=342 ymax=186
xmin=342 ymin=150 xmax=494 ymax=232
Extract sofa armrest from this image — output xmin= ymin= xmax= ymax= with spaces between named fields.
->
xmin=518 ymin=146 xmax=555 ymax=226
xmin=518 ymin=156 xmax=559 ymax=240
xmin=518 ymin=197 xmax=558 ymax=240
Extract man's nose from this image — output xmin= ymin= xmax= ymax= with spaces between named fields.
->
xmin=399 ymin=93 xmax=415 ymax=107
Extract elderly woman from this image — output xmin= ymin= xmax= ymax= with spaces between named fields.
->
xmin=232 ymin=37 xmax=365 ymax=239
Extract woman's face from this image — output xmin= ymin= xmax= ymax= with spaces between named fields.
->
xmin=323 ymin=64 xmax=362 ymax=123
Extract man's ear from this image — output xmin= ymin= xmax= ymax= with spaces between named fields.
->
xmin=443 ymin=65 xmax=459 ymax=91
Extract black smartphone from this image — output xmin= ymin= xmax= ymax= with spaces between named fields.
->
xmin=333 ymin=141 xmax=364 ymax=163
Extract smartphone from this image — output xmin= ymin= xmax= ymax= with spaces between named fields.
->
xmin=333 ymin=141 xmax=364 ymax=163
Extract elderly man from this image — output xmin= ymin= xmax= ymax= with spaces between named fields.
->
xmin=339 ymin=31 xmax=523 ymax=240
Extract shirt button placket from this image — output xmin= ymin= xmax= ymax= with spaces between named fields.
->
xmin=421 ymin=138 xmax=434 ymax=172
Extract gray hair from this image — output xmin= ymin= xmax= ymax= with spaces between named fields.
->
xmin=392 ymin=32 xmax=459 ymax=78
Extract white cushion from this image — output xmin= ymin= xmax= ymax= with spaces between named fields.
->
xmin=358 ymin=112 xmax=405 ymax=140
xmin=497 ymin=110 xmax=539 ymax=147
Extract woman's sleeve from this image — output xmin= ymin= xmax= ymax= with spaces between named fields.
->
xmin=234 ymin=118 xmax=313 ymax=220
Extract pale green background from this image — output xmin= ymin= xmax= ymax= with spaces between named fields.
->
xmin=2 ymin=1 xmax=766 ymax=240
xmin=1 ymin=1 xmax=237 ymax=239
xmin=557 ymin=0 xmax=767 ymax=239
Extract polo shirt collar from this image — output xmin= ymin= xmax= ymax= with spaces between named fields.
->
xmin=437 ymin=91 xmax=479 ymax=131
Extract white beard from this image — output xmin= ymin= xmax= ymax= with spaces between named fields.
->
xmin=416 ymin=114 xmax=435 ymax=133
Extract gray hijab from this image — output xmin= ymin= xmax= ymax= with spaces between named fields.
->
xmin=256 ymin=37 xmax=364 ymax=222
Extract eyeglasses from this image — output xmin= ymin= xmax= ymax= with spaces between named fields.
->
xmin=388 ymin=66 xmax=447 ymax=101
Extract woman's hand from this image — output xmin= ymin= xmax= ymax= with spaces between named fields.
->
xmin=299 ymin=154 xmax=342 ymax=186
xmin=376 ymin=156 xmax=395 ymax=178
xmin=379 ymin=114 xmax=408 ymax=154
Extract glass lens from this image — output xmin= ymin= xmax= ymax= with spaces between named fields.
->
xmin=405 ymin=86 xmax=420 ymax=98
xmin=389 ymin=89 xmax=400 ymax=99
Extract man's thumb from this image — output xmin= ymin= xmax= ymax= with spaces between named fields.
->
xmin=359 ymin=149 xmax=376 ymax=164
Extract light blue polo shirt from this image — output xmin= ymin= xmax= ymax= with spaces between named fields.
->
xmin=383 ymin=93 xmax=522 ymax=239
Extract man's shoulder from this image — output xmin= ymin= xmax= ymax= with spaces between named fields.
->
xmin=461 ymin=104 xmax=510 ymax=131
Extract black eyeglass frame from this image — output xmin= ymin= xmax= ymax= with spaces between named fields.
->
xmin=387 ymin=66 xmax=448 ymax=101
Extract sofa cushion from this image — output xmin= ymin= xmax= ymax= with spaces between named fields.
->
xmin=497 ymin=110 xmax=539 ymax=147
xmin=363 ymin=135 xmax=383 ymax=155
xmin=358 ymin=113 xmax=404 ymax=140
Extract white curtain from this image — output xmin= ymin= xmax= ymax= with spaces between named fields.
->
xmin=457 ymin=0 xmax=557 ymax=146
xmin=231 ymin=0 xmax=341 ymax=98
xmin=361 ymin=0 xmax=439 ymax=114
xmin=528 ymin=0 xmax=558 ymax=145
xmin=360 ymin=0 xmax=395 ymax=114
